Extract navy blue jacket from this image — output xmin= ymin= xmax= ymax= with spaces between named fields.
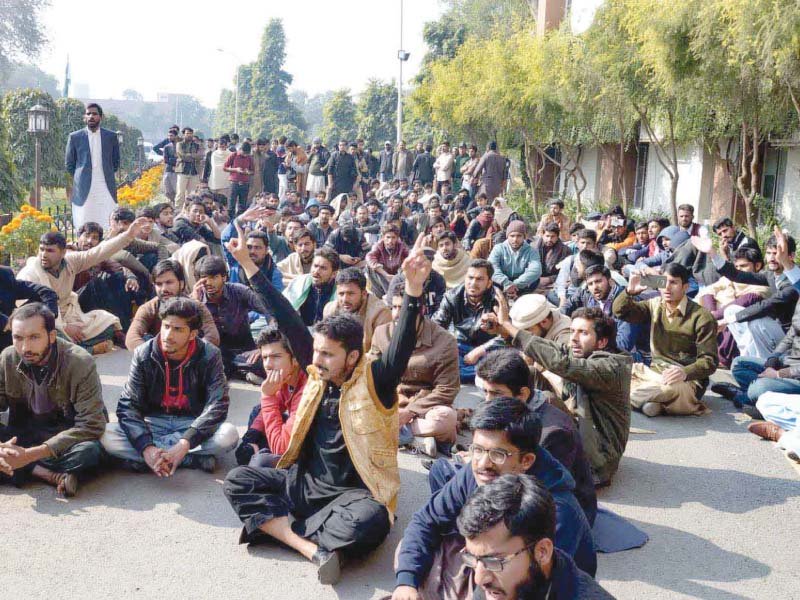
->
xmin=395 ymin=447 xmax=596 ymax=589
xmin=0 ymin=266 xmax=59 ymax=346
xmin=65 ymin=127 xmax=120 ymax=206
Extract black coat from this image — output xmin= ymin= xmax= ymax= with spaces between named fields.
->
xmin=0 ymin=266 xmax=59 ymax=350
xmin=431 ymin=284 xmax=497 ymax=346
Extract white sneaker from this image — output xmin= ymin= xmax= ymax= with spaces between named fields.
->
xmin=413 ymin=436 xmax=437 ymax=458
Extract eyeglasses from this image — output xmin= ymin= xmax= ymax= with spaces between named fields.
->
xmin=468 ymin=444 xmax=522 ymax=466
xmin=460 ymin=543 xmax=535 ymax=572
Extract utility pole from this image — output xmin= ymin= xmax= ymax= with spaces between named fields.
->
xmin=397 ymin=0 xmax=410 ymax=145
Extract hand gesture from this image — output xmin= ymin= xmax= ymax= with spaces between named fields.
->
xmin=392 ymin=585 xmax=422 ymax=600
xmin=690 ymin=235 xmax=714 ymax=255
xmin=161 ymin=439 xmax=190 ymax=476
xmin=192 ymin=278 xmax=206 ymax=300
xmin=143 ymin=446 xmax=170 ymax=477
xmin=125 ymin=216 xmax=151 ymax=240
xmin=773 ymin=226 xmax=794 ymax=271
xmin=402 ymin=250 xmax=432 ymax=297
xmin=758 ymin=367 xmax=781 ymax=379
xmin=0 ymin=437 xmax=21 ymax=476
xmin=64 ymin=323 xmax=85 ymax=342
xmin=661 ymin=366 xmax=687 ymax=386
xmin=494 ymin=287 xmax=510 ymax=329
xmin=260 ymin=368 xmax=284 ymax=398
xmin=463 ymin=346 xmax=486 ymax=365
xmin=125 ymin=278 xmax=140 ymax=293
xmin=627 ymin=272 xmax=648 ymax=296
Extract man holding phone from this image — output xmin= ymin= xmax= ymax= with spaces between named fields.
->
xmin=613 ymin=263 xmax=719 ymax=417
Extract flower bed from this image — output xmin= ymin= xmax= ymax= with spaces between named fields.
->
xmin=0 ymin=204 xmax=56 ymax=262
xmin=117 ymin=164 xmax=165 ymax=208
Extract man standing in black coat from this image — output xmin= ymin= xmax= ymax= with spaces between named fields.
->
xmin=326 ymin=140 xmax=358 ymax=199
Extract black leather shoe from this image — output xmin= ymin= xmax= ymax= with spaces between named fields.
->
xmin=421 ymin=459 xmax=434 ymax=471
xmin=312 ymin=548 xmax=341 ymax=585
xmin=710 ymin=382 xmax=743 ymax=406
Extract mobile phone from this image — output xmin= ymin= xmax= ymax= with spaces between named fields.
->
xmin=640 ymin=274 xmax=667 ymax=289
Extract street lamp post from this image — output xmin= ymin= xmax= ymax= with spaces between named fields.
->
xmin=27 ymin=104 xmax=51 ymax=209
xmin=137 ymin=136 xmax=144 ymax=175
xmin=217 ymin=48 xmax=241 ymax=134
xmin=397 ymin=0 xmax=410 ymax=145
xmin=115 ymin=131 xmax=124 ymax=184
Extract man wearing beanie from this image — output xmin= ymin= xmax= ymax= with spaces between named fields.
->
xmin=487 ymin=221 xmax=542 ymax=300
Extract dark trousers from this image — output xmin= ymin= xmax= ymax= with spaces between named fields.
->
xmin=223 ymin=465 xmax=391 ymax=555
xmin=221 ymin=346 xmax=266 ymax=380
xmin=228 ymin=182 xmax=250 ymax=218
xmin=0 ymin=424 xmax=104 ymax=485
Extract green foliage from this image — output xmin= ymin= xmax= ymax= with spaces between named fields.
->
xmin=0 ymin=99 xmax=21 ymax=212
xmin=0 ymin=0 xmax=48 ymax=76
xmin=320 ymin=89 xmax=357 ymax=147
xmin=356 ymin=79 xmax=397 ymax=149
xmin=216 ymin=19 xmax=305 ymax=139
xmin=0 ymin=61 xmax=59 ymax=97
xmin=101 ymin=113 xmax=144 ymax=175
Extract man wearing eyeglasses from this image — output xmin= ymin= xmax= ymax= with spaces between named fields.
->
xmin=458 ymin=474 xmax=613 ymax=600
xmin=392 ymin=398 xmax=595 ymax=600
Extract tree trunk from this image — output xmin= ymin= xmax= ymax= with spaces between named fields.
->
xmin=735 ymin=123 xmax=762 ymax=236
xmin=636 ymin=106 xmax=679 ymax=222
xmin=522 ymin=137 xmax=541 ymax=217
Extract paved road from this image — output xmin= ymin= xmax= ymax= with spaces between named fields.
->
xmin=2 ymin=349 xmax=799 ymax=599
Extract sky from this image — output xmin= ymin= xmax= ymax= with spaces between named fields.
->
xmin=38 ymin=0 xmax=444 ymax=107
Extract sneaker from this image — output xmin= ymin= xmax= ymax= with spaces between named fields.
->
xmin=412 ymin=436 xmax=437 ymax=458
xmin=312 ymin=548 xmax=342 ymax=585
xmin=183 ymin=454 xmax=217 ymax=473
xmin=641 ymin=402 xmax=662 ymax=417
xmin=245 ymin=372 xmax=265 ymax=386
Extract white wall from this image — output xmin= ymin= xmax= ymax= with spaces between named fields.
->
xmin=641 ymin=142 xmax=706 ymax=216
xmin=780 ymin=147 xmax=800 ymax=233
xmin=562 ymin=146 xmax=600 ymax=207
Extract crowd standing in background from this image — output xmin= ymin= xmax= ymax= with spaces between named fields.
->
xmin=4 ymin=105 xmax=800 ymax=599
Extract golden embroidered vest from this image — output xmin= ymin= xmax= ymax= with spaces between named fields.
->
xmin=276 ymin=357 xmax=400 ymax=518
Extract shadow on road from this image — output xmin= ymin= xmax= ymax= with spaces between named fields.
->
xmin=600 ymin=518 xmax=770 ymax=600
xmin=601 ymin=456 xmax=800 ymax=513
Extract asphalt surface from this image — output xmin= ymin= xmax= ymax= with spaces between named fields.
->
xmin=2 ymin=349 xmax=799 ymax=600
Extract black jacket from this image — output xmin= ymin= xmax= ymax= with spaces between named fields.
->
xmin=717 ymin=261 xmax=799 ymax=330
xmin=412 ymin=151 xmax=435 ymax=184
xmin=432 ymin=284 xmax=497 ymax=346
xmin=116 ymin=337 xmax=229 ymax=453
xmin=0 ymin=266 xmax=59 ymax=338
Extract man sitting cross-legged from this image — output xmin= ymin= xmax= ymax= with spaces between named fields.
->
xmin=0 ymin=303 xmax=106 ymax=497
xmin=474 ymin=349 xmax=597 ymax=525
xmin=458 ymin=474 xmax=613 ymax=600
xmin=323 ymin=268 xmax=392 ymax=350
xmin=126 ymin=259 xmax=219 ymax=352
xmin=613 ymin=264 xmax=719 ymax=417
xmin=17 ymin=217 xmax=148 ymax=354
xmin=223 ymin=249 xmax=431 ymax=585
xmin=102 ymin=298 xmax=238 ymax=475
xmin=392 ymin=398 xmax=595 ymax=600
xmin=482 ymin=302 xmax=632 ymax=488
xmin=371 ymin=287 xmax=460 ymax=459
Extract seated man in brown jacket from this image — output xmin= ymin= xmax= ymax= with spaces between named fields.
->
xmin=323 ymin=268 xmax=391 ymax=350
xmin=126 ymin=259 xmax=220 ymax=351
xmin=0 ymin=303 xmax=106 ymax=497
xmin=370 ymin=287 xmax=460 ymax=458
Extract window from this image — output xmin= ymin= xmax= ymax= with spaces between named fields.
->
xmin=633 ymin=142 xmax=649 ymax=209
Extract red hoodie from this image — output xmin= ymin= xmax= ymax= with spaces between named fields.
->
xmin=249 ymin=370 xmax=308 ymax=455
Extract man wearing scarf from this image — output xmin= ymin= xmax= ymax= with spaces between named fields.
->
xmin=533 ymin=223 xmax=572 ymax=296
xmin=101 ymin=298 xmax=238 ymax=475
xmin=432 ymin=231 xmax=471 ymax=290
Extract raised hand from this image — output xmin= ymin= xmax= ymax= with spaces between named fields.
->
xmin=125 ymin=216 xmax=151 ymax=240
xmin=627 ymin=272 xmax=648 ymax=296
xmin=690 ymin=235 xmax=714 ymax=255
xmin=773 ymin=226 xmax=794 ymax=271
xmin=402 ymin=250 xmax=432 ymax=298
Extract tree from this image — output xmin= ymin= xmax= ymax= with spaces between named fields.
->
xmin=122 ymin=89 xmax=143 ymax=102
xmin=356 ymin=79 xmax=397 ymax=148
xmin=0 ymin=0 xmax=48 ymax=76
xmin=319 ymin=89 xmax=357 ymax=147
xmin=0 ymin=97 xmax=22 ymax=212
xmin=0 ymin=62 xmax=59 ymax=97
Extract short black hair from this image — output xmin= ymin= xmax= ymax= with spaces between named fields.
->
xmin=111 ymin=207 xmax=136 ymax=224
xmin=584 ymin=264 xmax=611 ymax=280
xmin=293 ymin=228 xmax=315 ymax=244
xmin=713 ymin=217 xmax=734 ymax=231
xmin=634 ymin=221 xmax=649 ymax=231
xmin=577 ymin=228 xmax=597 ymax=243
xmin=153 ymin=202 xmax=172 ymax=217
xmin=241 ymin=141 xmax=252 ymax=153
xmin=469 ymin=258 xmax=494 ymax=279
xmin=78 ymin=221 xmax=104 ymax=241
xmin=152 ymin=258 xmax=186 ymax=283
xmin=313 ymin=313 xmax=363 ymax=355
xmin=314 ymin=246 xmax=340 ymax=271
xmin=182 ymin=126 xmax=194 ymax=134
xmin=136 ymin=206 xmax=157 ymax=220
xmin=766 ymin=233 xmax=796 ymax=254
xmin=194 ymin=255 xmax=228 ymax=279
xmin=335 ymin=267 xmax=366 ymax=289
xmin=158 ymin=297 xmax=201 ymax=330
xmin=39 ymin=231 xmax=66 ymax=249
xmin=663 ymin=262 xmax=691 ymax=283
xmin=733 ymin=246 xmax=763 ymax=265
xmin=457 ymin=474 xmax=556 ymax=546
xmin=569 ymin=222 xmax=586 ymax=235
xmin=436 ymin=230 xmax=459 ymax=246
xmin=469 ymin=397 xmax=542 ymax=453
xmin=11 ymin=302 xmax=56 ymax=333
xmin=382 ymin=223 xmax=401 ymax=236
xmin=246 ymin=230 xmax=270 ymax=247
xmin=256 ymin=324 xmax=293 ymax=354
xmin=475 ymin=349 xmax=531 ymax=397
xmin=86 ymin=102 xmax=103 ymax=117
xmin=578 ymin=249 xmax=604 ymax=269
xmin=549 ymin=199 xmax=565 ymax=208
xmin=571 ymin=307 xmax=617 ymax=350
xmin=543 ymin=222 xmax=561 ymax=235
